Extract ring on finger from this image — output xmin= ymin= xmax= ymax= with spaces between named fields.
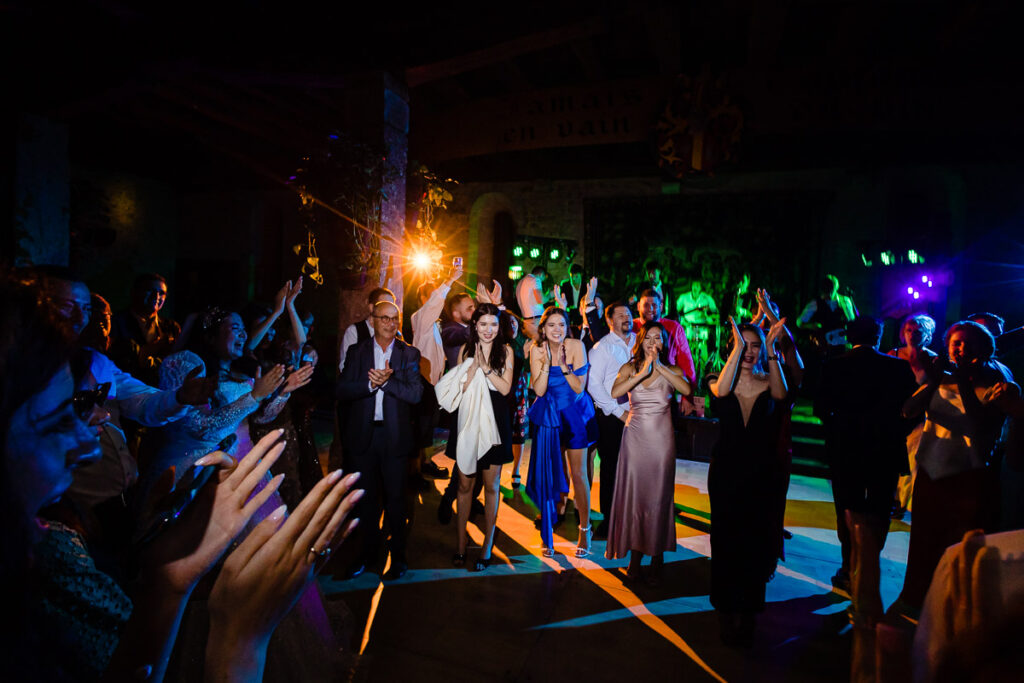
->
xmin=308 ymin=545 xmax=332 ymax=561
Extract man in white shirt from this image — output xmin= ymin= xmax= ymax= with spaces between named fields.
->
xmin=586 ymin=300 xmax=635 ymax=539
xmin=410 ymin=267 xmax=462 ymax=482
xmin=515 ymin=265 xmax=548 ymax=340
xmin=338 ymin=287 xmax=396 ymax=372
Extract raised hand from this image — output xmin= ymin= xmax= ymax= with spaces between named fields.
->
xmin=175 ymin=365 xmax=218 ymax=406
xmin=282 ymin=364 xmax=314 ymax=393
xmin=489 ymin=280 xmax=502 ymax=306
xmin=272 ymin=281 xmax=291 ymax=316
xmin=582 ymin=277 xmax=597 ymax=306
xmin=139 ymin=430 xmax=288 ymax=595
xmin=758 ymin=289 xmax=780 ymax=324
xmin=766 ymin=316 xmax=788 ymax=349
xmin=286 ymin=277 xmax=303 ymax=307
xmin=252 ymin=365 xmax=285 ymax=400
xmin=729 ymin=315 xmax=744 ymax=348
xmin=553 ymin=284 xmax=568 ymax=309
xmin=207 ymin=468 xmax=363 ymax=666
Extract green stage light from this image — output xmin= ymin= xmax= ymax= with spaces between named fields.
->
xmin=509 ymin=265 xmax=524 ymax=281
xmin=512 ymin=245 xmax=524 ymax=257
xmin=908 ymin=249 xmax=919 ymax=264
xmin=529 ymin=247 xmax=541 ymax=259
xmin=861 ymin=253 xmax=873 ymax=267
xmin=549 ymin=248 xmax=560 ymax=260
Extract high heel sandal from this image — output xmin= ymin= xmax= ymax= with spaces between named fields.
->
xmin=575 ymin=525 xmax=592 ymax=558
xmin=473 ymin=552 xmax=493 ymax=572
xmin=452 ymin=552 xmax=466 ymax=567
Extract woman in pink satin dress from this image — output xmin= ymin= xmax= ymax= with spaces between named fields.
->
xmin=605 ymin=321 xmax=691 ymax=584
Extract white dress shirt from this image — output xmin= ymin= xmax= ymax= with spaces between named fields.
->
xmin=339 ymin=319 xmax=374 ymax=372
xmin=410 ymin=283 xmax=450 ymax=385
xmin=587 ymin=331 xmax=635 ymax=417
xmin=371 ymin=338 xmax=395 ymax=420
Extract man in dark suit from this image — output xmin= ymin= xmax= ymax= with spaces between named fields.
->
xmin=337 ymin=300 xmax=423 ymax=580
xmin=814 ymin=315 xmax=917 ymax=592
xmin=559 ymin=264 xmax=585 ymax=326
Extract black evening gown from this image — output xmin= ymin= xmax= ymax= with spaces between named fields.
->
xmin=708 ymin=389 xmax=791 ymax=613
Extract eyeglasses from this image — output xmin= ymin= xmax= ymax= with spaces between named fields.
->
xmin=71 ymin=382 xmax=111 ymax=421
xmin=372 ymin=314 xmax=401 ymax=324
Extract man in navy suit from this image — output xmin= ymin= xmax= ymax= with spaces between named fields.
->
xmin=337 ymin=300 xmax=423 ymax=580
xmin=815 ymin=315 xmax=917 ymax=592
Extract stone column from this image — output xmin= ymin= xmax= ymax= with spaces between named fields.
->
xmin=335 ymin=72 xmax=409 ymax=362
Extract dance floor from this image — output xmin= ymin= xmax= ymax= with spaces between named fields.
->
xmin=319 ymin=440 xmax=912 ymax=682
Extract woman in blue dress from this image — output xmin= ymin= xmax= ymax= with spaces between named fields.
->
xmin=527 ymin=307 xmax=598 ymax=557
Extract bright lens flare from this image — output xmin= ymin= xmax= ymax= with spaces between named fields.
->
xmin=411 ymin=250 xmax=433 ymax=272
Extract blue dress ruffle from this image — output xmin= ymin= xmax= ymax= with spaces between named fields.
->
xmin=526 ymin=363 xmax=597 ymax=550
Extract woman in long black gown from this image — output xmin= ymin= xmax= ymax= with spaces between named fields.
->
xmin=708 ymin=316 xmax=792 ymax=647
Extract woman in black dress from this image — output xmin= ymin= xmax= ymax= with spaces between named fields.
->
xmin=444 ymin=304 xmax=515 ymax=570
xmin=708 ymin=316 xmax=792 ymax=647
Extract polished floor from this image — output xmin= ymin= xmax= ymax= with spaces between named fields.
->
xmin=319 ymin=441 xmax=911 ymax=683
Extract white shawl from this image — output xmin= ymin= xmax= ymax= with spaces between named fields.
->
xmin=435 ymin=358 xmax=500 ymax=475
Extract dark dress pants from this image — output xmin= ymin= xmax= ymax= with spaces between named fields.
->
xmin=829 ymin=454 xmax=897 ymax=573
xmin=347 ymin=422 xmax=409 ymax=563
xmin=596 ymin=411 xmax=625 ymax=518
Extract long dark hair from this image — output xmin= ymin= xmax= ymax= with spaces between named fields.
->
xmin=536 ymin=306 xmax=573 ymax=343
xmin=1 ymin=269 xmax=75 ymax=679
xmin=726 ymin=323 xmax=768 ymax=378
xmin=631 ymin=321 xmax=671 ymax=372
xmin=465 ymin=303 xmax=508 ymax=372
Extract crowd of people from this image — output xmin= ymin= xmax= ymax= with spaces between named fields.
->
xmin=3 ymin=254 xmax=1022 ymax=680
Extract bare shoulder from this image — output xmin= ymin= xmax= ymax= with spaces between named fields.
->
xmin=617 ymin=361 xmax=635 ymax=377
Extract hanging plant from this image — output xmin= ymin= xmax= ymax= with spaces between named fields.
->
xmin=404 ymin=163 xmax=458 ymax=279
xmin=289 ymin=132 xmax=401 ymax=288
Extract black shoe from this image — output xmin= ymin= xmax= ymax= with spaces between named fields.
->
xmin=409 ymin=475 xmax=431 ymax=492
xmin=342 ymin=563 xmax=366 ymax=580
xmin=593 ymin=521 xmax=610 ymax=540
xmin=782 ymin=529 xmax=793 ymax=540
xmin=831 ymin=569 xmax=851 ymax=594
xmin=452 ymin=552 xmax=467 ymax=568
xmin=473 ymin=554 xmax=492 ymax=572
xmin=511 ymin=473 xmax=521 ymax=490
xmin=471 ymin=499 xmax=486 ymax=518
xmin=437 ymin=496 xmax=454 ymax=525
xmin=422 ymin=461 xmax=449 ymax=479
xmin=383 ymin=562 xmax=408 ymax=581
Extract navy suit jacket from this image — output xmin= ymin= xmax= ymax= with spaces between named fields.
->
xmin=336 ymin=337 xmax=423 ymax=456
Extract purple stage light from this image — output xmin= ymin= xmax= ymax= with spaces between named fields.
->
xmin=913 ymin=292 xmax=921 ymax=299
xmin=921 ymin=275 xmax=929 ymax=283
xmin=927 ymin=281 xmax=933 ymax=287
xmin=907 ymin=286 xmax=914 ymax=294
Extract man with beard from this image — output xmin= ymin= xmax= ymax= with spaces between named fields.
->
xmin=633 ymin=289 xmax=696 ymax=383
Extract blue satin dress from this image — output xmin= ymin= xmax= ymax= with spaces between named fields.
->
xmin=526 ymin=363 xmax=598 ymax=550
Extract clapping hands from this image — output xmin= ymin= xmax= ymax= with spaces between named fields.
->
xmin=368 ymin=360 xmax=393 ymax=389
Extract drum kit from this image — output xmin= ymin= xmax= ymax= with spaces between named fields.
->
xmin=680 ymin=304 xmax=724 ymax=377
